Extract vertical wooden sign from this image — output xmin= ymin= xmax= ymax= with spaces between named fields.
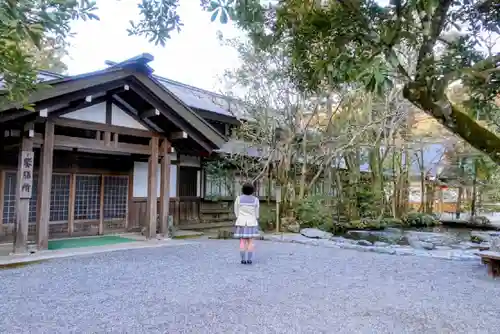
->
xmin=19 ymin=151 xmax=34 ymax=199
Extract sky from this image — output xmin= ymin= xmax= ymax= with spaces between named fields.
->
xmin=63 ymin=0 xmax=243 ymax=93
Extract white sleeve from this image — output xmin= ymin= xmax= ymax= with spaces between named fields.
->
xmin=233 ymin=196 xmax=240 ymax=217
xmin=255 ymin=197 xmax=260 ymax=219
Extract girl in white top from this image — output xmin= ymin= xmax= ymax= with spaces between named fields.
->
xmin=233 ymin=182 xmax=260 ymax=264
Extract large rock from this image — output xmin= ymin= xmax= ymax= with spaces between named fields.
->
xmin=345 ymin=229 xmax=405 ymax=244
xmin=357 ymin=240 xmax=373 ymax=246
xmin=407 ymin=238 xmax=436 ymax=250
xmin=490 ymin=237 xmax=500 ymax=252
xmin=404 ymin=231 xmax=457 ymax=247
xmin=300 ymin=228 xmax=332 ymax=239
xmin=286 ymin=221 xmax=301 ymax=233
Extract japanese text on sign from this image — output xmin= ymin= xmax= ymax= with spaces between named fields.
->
xmin=19 ymin=151 xmax=34 ymax=199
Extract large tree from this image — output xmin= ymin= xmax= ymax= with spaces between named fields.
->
xmin=2 ymin=0 xmax=499 ymax=165
xmin=225 ymin=0 xmax=500 ymax=163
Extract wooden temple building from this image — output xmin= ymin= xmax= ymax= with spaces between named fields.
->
xmin=0 ymin=54 xmax=238 ymax=252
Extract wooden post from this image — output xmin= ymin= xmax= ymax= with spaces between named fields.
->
xmin=99 ymin=175 xmax=105 ymax=235
xmin=14 ymin=123 xmax=34 ymax=253
xmin=36 ymin=121 xmax=54 ymax=250
xmin=159 ymin=140 xmax=171 ymax=236
xmin=68 ymin=173 xmax=76 ymax=236
xmin=146 ymin=137 xmax=159 ymax=239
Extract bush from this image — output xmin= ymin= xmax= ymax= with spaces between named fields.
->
xmin=259 ymin=205 xmax=276 ymax=231
xmin=380 ymin=217 xmax=404 ymax=227
xmin=469 ymin=215 xmax=492 ymax=226
xmin=402 ymin=212 xmax=440 ymax=227
xmin=294 ymin=195 xmax=332 ymax=228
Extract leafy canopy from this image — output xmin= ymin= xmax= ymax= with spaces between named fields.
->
xmin=2 ymin=0 xmax=499 ymax=164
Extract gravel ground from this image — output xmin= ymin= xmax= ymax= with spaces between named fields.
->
xmin=1 ymin=240 xmax=500 ymax=334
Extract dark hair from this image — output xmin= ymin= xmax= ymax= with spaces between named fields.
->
xmin=241 ymin=182 xmax=255 ymax=195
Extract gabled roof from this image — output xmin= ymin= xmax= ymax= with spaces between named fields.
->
xmin=0 ymin=54 xmax=227 ymax=152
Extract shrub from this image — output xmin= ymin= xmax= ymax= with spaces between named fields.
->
xmin=380 ymin=217 xmax=404 ymax=227
xmin=259 ymin=205 xmax=276 ymax=231
xmin=470 ymin=235 xmax=483 ymax=244
xmin=469 ymin=215 xmax=491 ymax=226
xmin=403 ymin=212 xmax=440 ymax=227
xmin=294 ymin=195 xmax=332 ymax=228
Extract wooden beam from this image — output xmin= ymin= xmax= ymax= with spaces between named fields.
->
xmin=131 ymin=73 xmax=225 ymax=148
xmin=52 ymin=117 xmax=155 ymax=138
xmin=159 ymin=139 xmax=171 ymax=236
xmin=33 ymin=133 xmax=158 ymax=156
xmin=14 ymin=123 xmax=34 ymax=253
xmin=146 ymin=137 xmax=159 ymax=239
xmin=170 ymin=131 xmax=188 ymax=140
xmin=105 ymin=98 xmax=112 ymax=125
xmin=47 ymin=96 xmax=108 ymax=119
xmin=111 ymin=96 xmax=162 ymax=133
xmin=128 ymin=82 xmax=214 ymax=153
xmin=68 ymin=173 xmax=76 ymax=236
xmin=141 ymin=109 xmax=160 ymax=118
xmin=104 ymin=132 xmax=111 ymax=146
xmin=36 ymin=121 xmax=55 ymax=250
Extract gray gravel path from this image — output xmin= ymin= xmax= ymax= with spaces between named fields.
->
xmin=1 ymin=240 xmax=500 ymax=334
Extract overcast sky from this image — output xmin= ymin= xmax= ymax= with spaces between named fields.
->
xmin=63 ymin=0 xmax=243 ymax=93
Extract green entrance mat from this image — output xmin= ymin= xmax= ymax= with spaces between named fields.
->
xmin=48 ymin=235 xmax=138 ymax=250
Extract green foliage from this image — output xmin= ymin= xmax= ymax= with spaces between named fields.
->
xmin=258 ymin=205 xmax=276 ymax=231
xmin=202 ymin=159 xmax=235 ymax=201
xmin=0 ymin=0 xmax=97 ymax=105
xmin=294 ymin=195 xmax=332 ymax=228
xmin=402 ymin=212 xmax=441 ymax=227
xmin=356 ymin=186 xmax=379 ymax=219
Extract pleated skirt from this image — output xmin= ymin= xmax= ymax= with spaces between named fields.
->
xmin=234 ymin=225 xmax=260 ymax=239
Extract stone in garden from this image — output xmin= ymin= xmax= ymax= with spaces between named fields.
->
xmin=374 ymin=241 xmax=390 ymax=247
xmin=300 ymin=228 xmax=332 ymax=239
xmin=405 ymin=231 xmax=456 ymax=247
xmin=490 ymin=237 xmax=500 ymax=252
xmin=407 ymin=237 xmax=436 ymax=250
xmin=346 ymin=229 xmax=404 ymax=244
xmin=286 ymin=221 xmax=301 ymax=233
xmin=357 ymin=240 xmax=373 ymax=246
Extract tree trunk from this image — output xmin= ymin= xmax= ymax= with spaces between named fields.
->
xmin=456 ymin=186 xmax=463 ymax=219
xmin=403 ymin=83 xmax=500 ymax=165
xmin=471 ymin=159 xmax=478 ymax=217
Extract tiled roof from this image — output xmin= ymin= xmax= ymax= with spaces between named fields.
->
xmin=155 ymin=77 xmax=238 ymax=118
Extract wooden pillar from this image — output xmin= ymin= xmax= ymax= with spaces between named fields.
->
xmin=36 ymin=121 xmax=54 ymax=250
xmin=159 ymin=140 xmax=171 ymax=236
xmin=14 ymin=123 xmax=34 ymax=253
xmin=146 ymin=136 xmax=159 ymax=239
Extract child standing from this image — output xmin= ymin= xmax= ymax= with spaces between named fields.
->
xmin=233 ymin=182 xmax=260 ymax=264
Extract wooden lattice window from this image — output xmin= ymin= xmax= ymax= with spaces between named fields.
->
xmin=103 ymin=175 xmax=128 ymax=219
xmin=74 ymin=175 xmax=101 ymax=221
xmin=49 ymin=174 xmax=71 ymax=222
xmin=2 ymin=172 xmax=38 ymax=224
xmin=204 ymin=170 xmax=233 ymax=197
xmin=29 ymin=174 xmax=38 ymax=223
xmin=179 ymin=167 xmax=198 ymax=197
xmin=3 ymin=172 xmax=16 ymax=224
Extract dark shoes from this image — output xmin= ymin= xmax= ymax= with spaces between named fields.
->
xmin=241 ymin=260 xmax=252 ymax=265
